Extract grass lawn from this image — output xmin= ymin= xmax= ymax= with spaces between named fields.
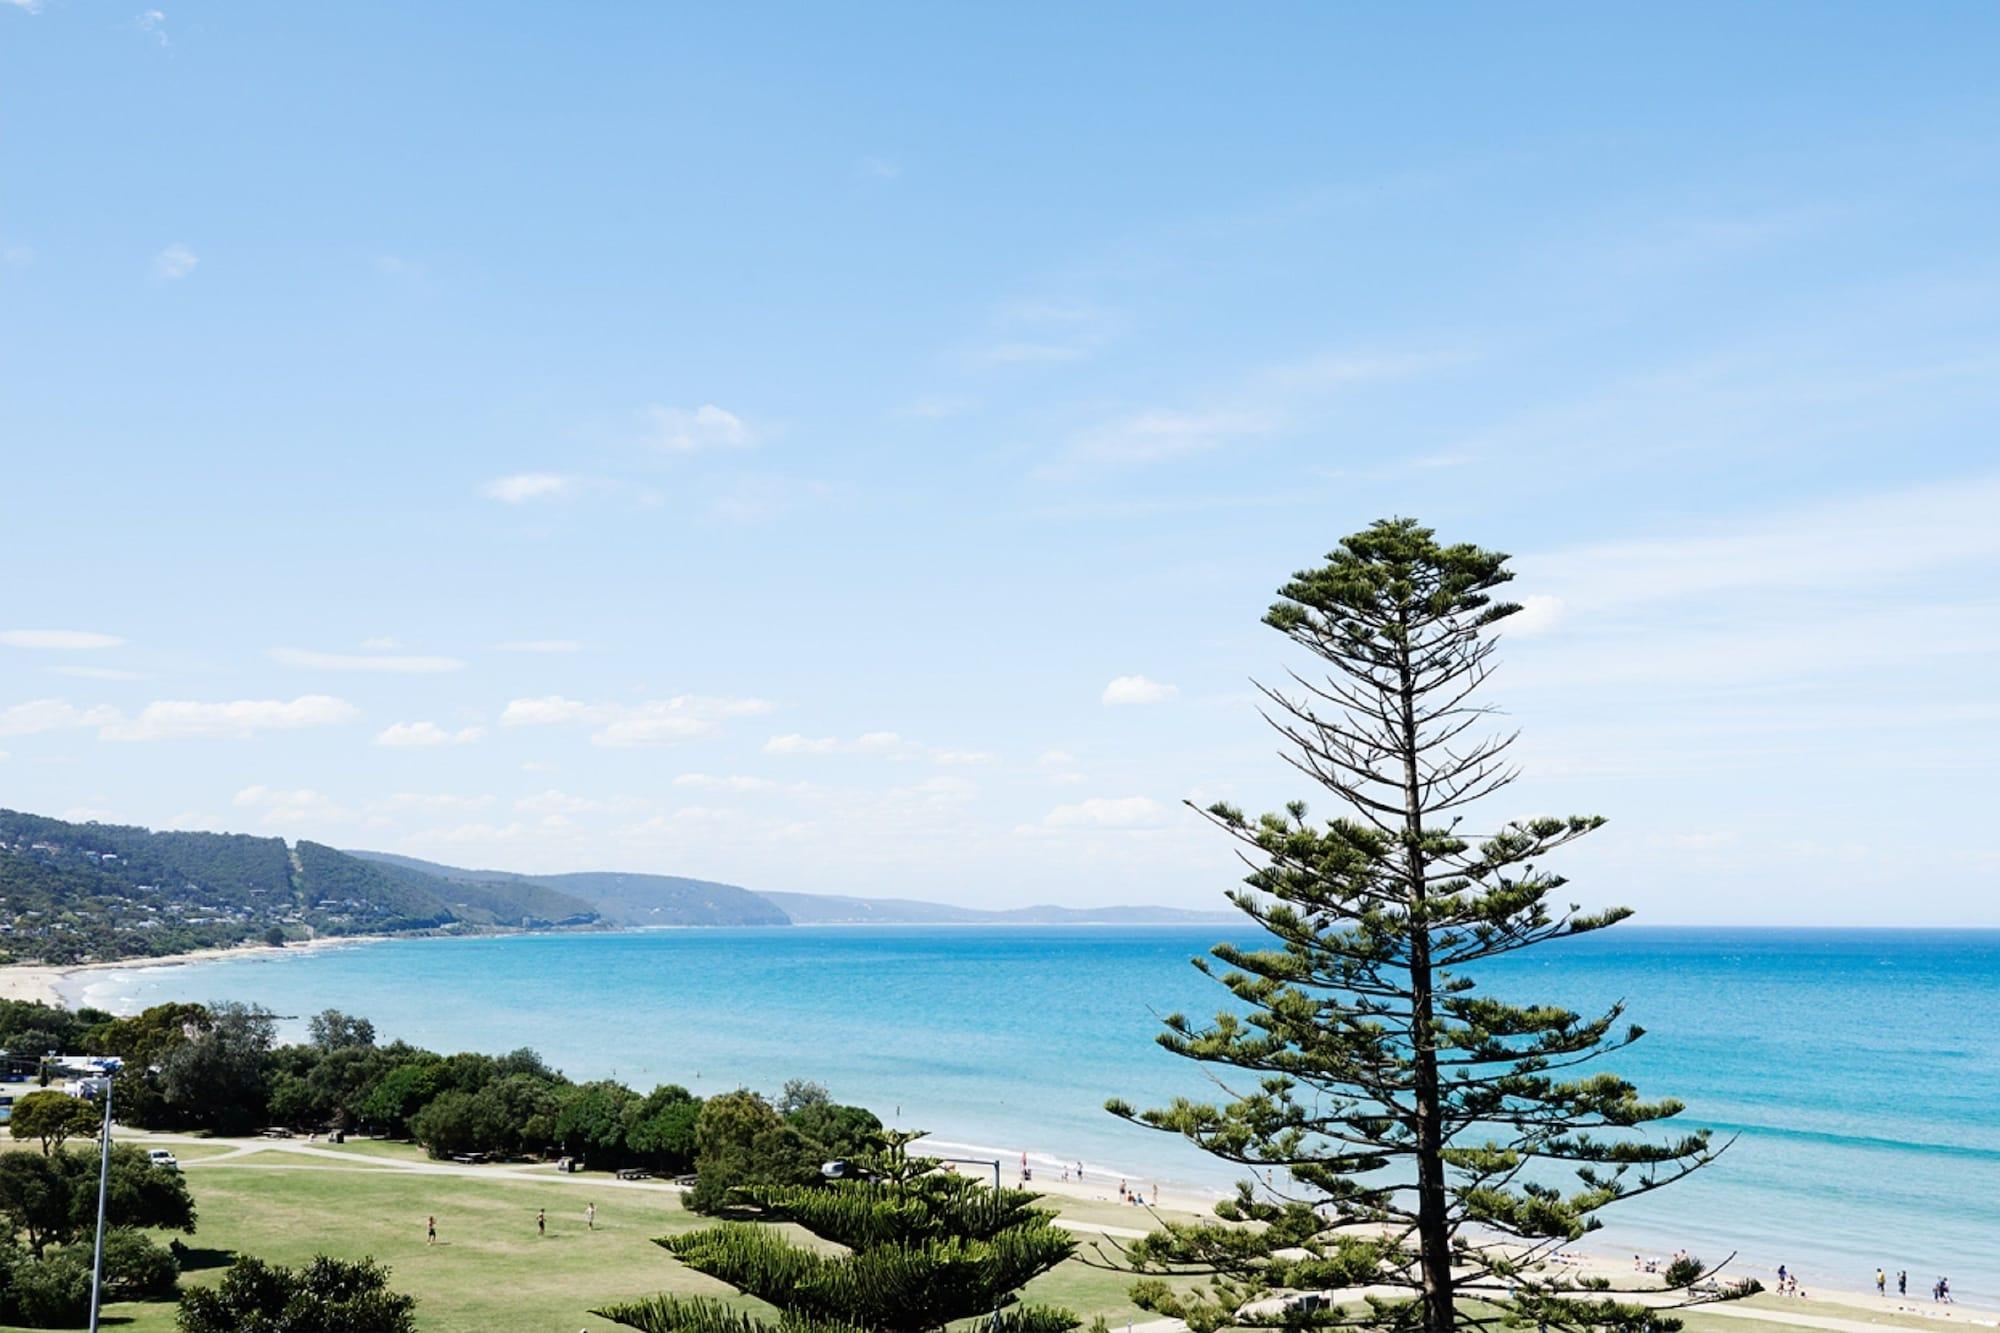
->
xmin=0 ymin=1149 xmax=1182 ymax=1332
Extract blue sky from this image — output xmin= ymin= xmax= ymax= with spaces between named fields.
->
xmin=3 ymin=4 xmax=1997 ymax=923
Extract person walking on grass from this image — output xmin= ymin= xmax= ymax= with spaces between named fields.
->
xmin=537 ymin=1208 xmax=545 ymax=1237
xmin=426 ymin=1215 xmax=436 ymax=1246
xmin=585 ymin=1202 xmax=596 ymax=1231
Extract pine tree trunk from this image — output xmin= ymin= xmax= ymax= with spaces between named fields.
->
xmin=1399 ymin=637 xmax=1455 ymax=1332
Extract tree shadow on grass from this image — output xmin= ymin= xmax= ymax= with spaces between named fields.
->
xmin=169 ymin=1242 xmax=237 ymax=1272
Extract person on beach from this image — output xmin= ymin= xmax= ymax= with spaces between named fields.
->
xmin=585 ymin=1202 xmax=596 ymax=1231
xmin=1776 ymin=1264 xmax=1786 ymax=1289
xmin=1899 ymin=1270 xmax=1907 ymax=1296
xmin=1877 ymin=1268 xmax=1886 ymax=1296
xmin=537 ymin=1208 xmax=545 ymax=1236
xmin=426 ymin=1215 xmax=436 ymax=1246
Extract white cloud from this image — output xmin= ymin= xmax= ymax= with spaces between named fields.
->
xmin=763 ymin=731 xmax=987 ymax=763
xmin=644 ymin=404 xmax=754 ymax=452
xmin=481 ymin=473 xmax=575 ymax=504
xmin=1038 ymin=749 xmax=1078 ymax=766
xmin=513 ymin=789 xmax=647 ymax=816
xmin=673 ymin=773 xmax=780 ymax=792
xmin=153 ymin=243 xmax=198 ymax=280
xmin=0 ymin=700 xmax=121 ymax=737
xmin=1505 ymin=595 xmax=1565 ymax=638
xmin=104 ymin=695 xmax=359 ymax=741
xmin=493 ymin=639 xmax=583 ymax=654
xmin=134 ymin=8 xmax=167 ymax=45
xmin=270 ymin=647 xmax=465 ymax=674
xmin=1036 ymin=796 xmax=1171 ymax=830
xmin=374 ymin=721 xmax=485 ymax=748
xmin=380 ymin=792 xmax=493 ymax=813
xmin=47 ymin=666 xmax=147 ymax=681
xmin=3 ymin=1 xmax=45 ymax=14
xmin=1074 ymin=409 xmax=1275 ymax=466
xmin=359 ymin=636 xmax=400 ymax=651
xmin=1102 ymin=674 xmax=1178 ymax=705
xmin=233 ymin=785 xmax=346 ymax=825
xmin=972 ymin=304 xmax=1116 ymax=368
xmin=501 ymin=694 xmax=774 ymax=747
xmin=1 ymin=629 xmax=126 ymax=650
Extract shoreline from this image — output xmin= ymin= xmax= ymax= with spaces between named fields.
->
xmin=11 ymin=929 xmax=1997 ymax=1315
xmin=0 ymin=933 xmax=391 ymax=1007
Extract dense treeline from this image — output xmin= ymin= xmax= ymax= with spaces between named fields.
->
xmin=0 ymin=1001 xmax=876 ymax=1200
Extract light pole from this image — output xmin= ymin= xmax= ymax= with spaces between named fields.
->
xmin=86 ymin=1072 xmax=113 ymax=1333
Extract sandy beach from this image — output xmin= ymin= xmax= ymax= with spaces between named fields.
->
xmin=0 ymin=934 xmax=384 ymax=1007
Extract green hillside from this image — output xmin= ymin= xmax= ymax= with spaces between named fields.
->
xmin=348 ymin=853 xmax=789 ymax=927
xmin=0 ymin=810 xmax=596 ymax=964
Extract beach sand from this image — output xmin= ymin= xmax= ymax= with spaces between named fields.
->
xmin=0 ymin=934 xmax=383 ymax=1007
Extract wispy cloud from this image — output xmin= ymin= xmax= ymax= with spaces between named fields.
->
xmin=493 ymin=639 xmax=583 ymax=654
xmin=501 ymin=694 xmax=775 ymax=747
xmin=234 ymin=785 xmax=345 ymax=826
xmin=374 ymin=721 xmax=485 ymax=748
xmin=481 ymin=472 xmax=575 ymax=504
xmin=1028 ymin=795 xmax=1170 ymax=831
xmin=0 ymin=700 xmax=122 ymax=737
xmin=101 ymin=695 xmax=359 ymax=741
xmin=1040 ymin=347 xmax=1449 ymax=478
xmin=153 ymin=243 xmax=198 ymax=280
xmin=47 ymin=666 xmax=147 ymax=681
xmin=763 ymin=731 xmax=992 ymax=764
xmin=1101 ymin=674 xmax=1178 ymax=705
xmin=970 ymin=303 xmax=1118 ymax=368
xmin=1 ymin=629 xmax=125 ymax=650
xmin=644 ymin=404 xmax=754 ymax=452
xmin=133 ymin=8 xmax=167 ymax=46
xmin=270 ymin=647 xmax=465 ymax=674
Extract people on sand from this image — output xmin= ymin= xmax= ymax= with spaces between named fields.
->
xmin=1899 ymin=1270 xmax=1907 ymax=1296
xmin=426 ymin=1215 xmax=436 ymax=1246
xmin=1877 ymin=1268 xmax=1886 ymax=1296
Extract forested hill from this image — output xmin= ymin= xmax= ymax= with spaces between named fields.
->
xmin=353 ymin=852 xmax=788 ymax=927
xmin=0 ymin=810 xmax=598 ymax=965
xmin=354 ymin=851 xmax=1238 ymax=927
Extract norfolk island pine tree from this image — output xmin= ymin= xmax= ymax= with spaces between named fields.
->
xmin=1101 ymin=519 xmax=1755 ymax=1332
xmin=594 ymin=1128 xmax=1082 ymax=1333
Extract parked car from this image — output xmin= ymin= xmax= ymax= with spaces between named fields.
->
xmin=147 ymin=1148 xmax=179 ymax=1171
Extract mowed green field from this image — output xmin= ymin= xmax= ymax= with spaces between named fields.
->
xmin=0 ymin=1141 xmax=1958 ymax=1333
xmin=0 ymin=1143 xmax=1165 ymax=1333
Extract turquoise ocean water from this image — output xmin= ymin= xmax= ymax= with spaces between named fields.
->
xmin=67 ymin=925 xmax=2000 ymax=1303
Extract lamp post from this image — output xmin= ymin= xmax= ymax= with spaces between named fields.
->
xmin=85 ymin=1072 xmax=113 ymax=1333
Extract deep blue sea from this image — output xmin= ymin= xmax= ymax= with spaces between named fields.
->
xmin=67 ymin=926 xmax=2000 ymax=1304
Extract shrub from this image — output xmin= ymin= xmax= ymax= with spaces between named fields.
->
xmin=6 ymin=1254 xmax=91 ymax=1328
xmin=100 ymin=1229 xmax=181 ymax=1298
xmin=176 ymin=1254 xmax=416 ymax=1333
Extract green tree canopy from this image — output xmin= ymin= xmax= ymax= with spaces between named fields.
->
xmin=1106 ymin=519 xmax=1745 ymax=1332
xmin=599 ymin=1129 xmax=1078 ymax=1333
xmin=685 ymin=1091 xmax=821 ymax=1215
xmin=176 ymin=1254 xmax=416 ymax=1333
xmin=7 ymin=1092 xmax=99 ymax=1157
